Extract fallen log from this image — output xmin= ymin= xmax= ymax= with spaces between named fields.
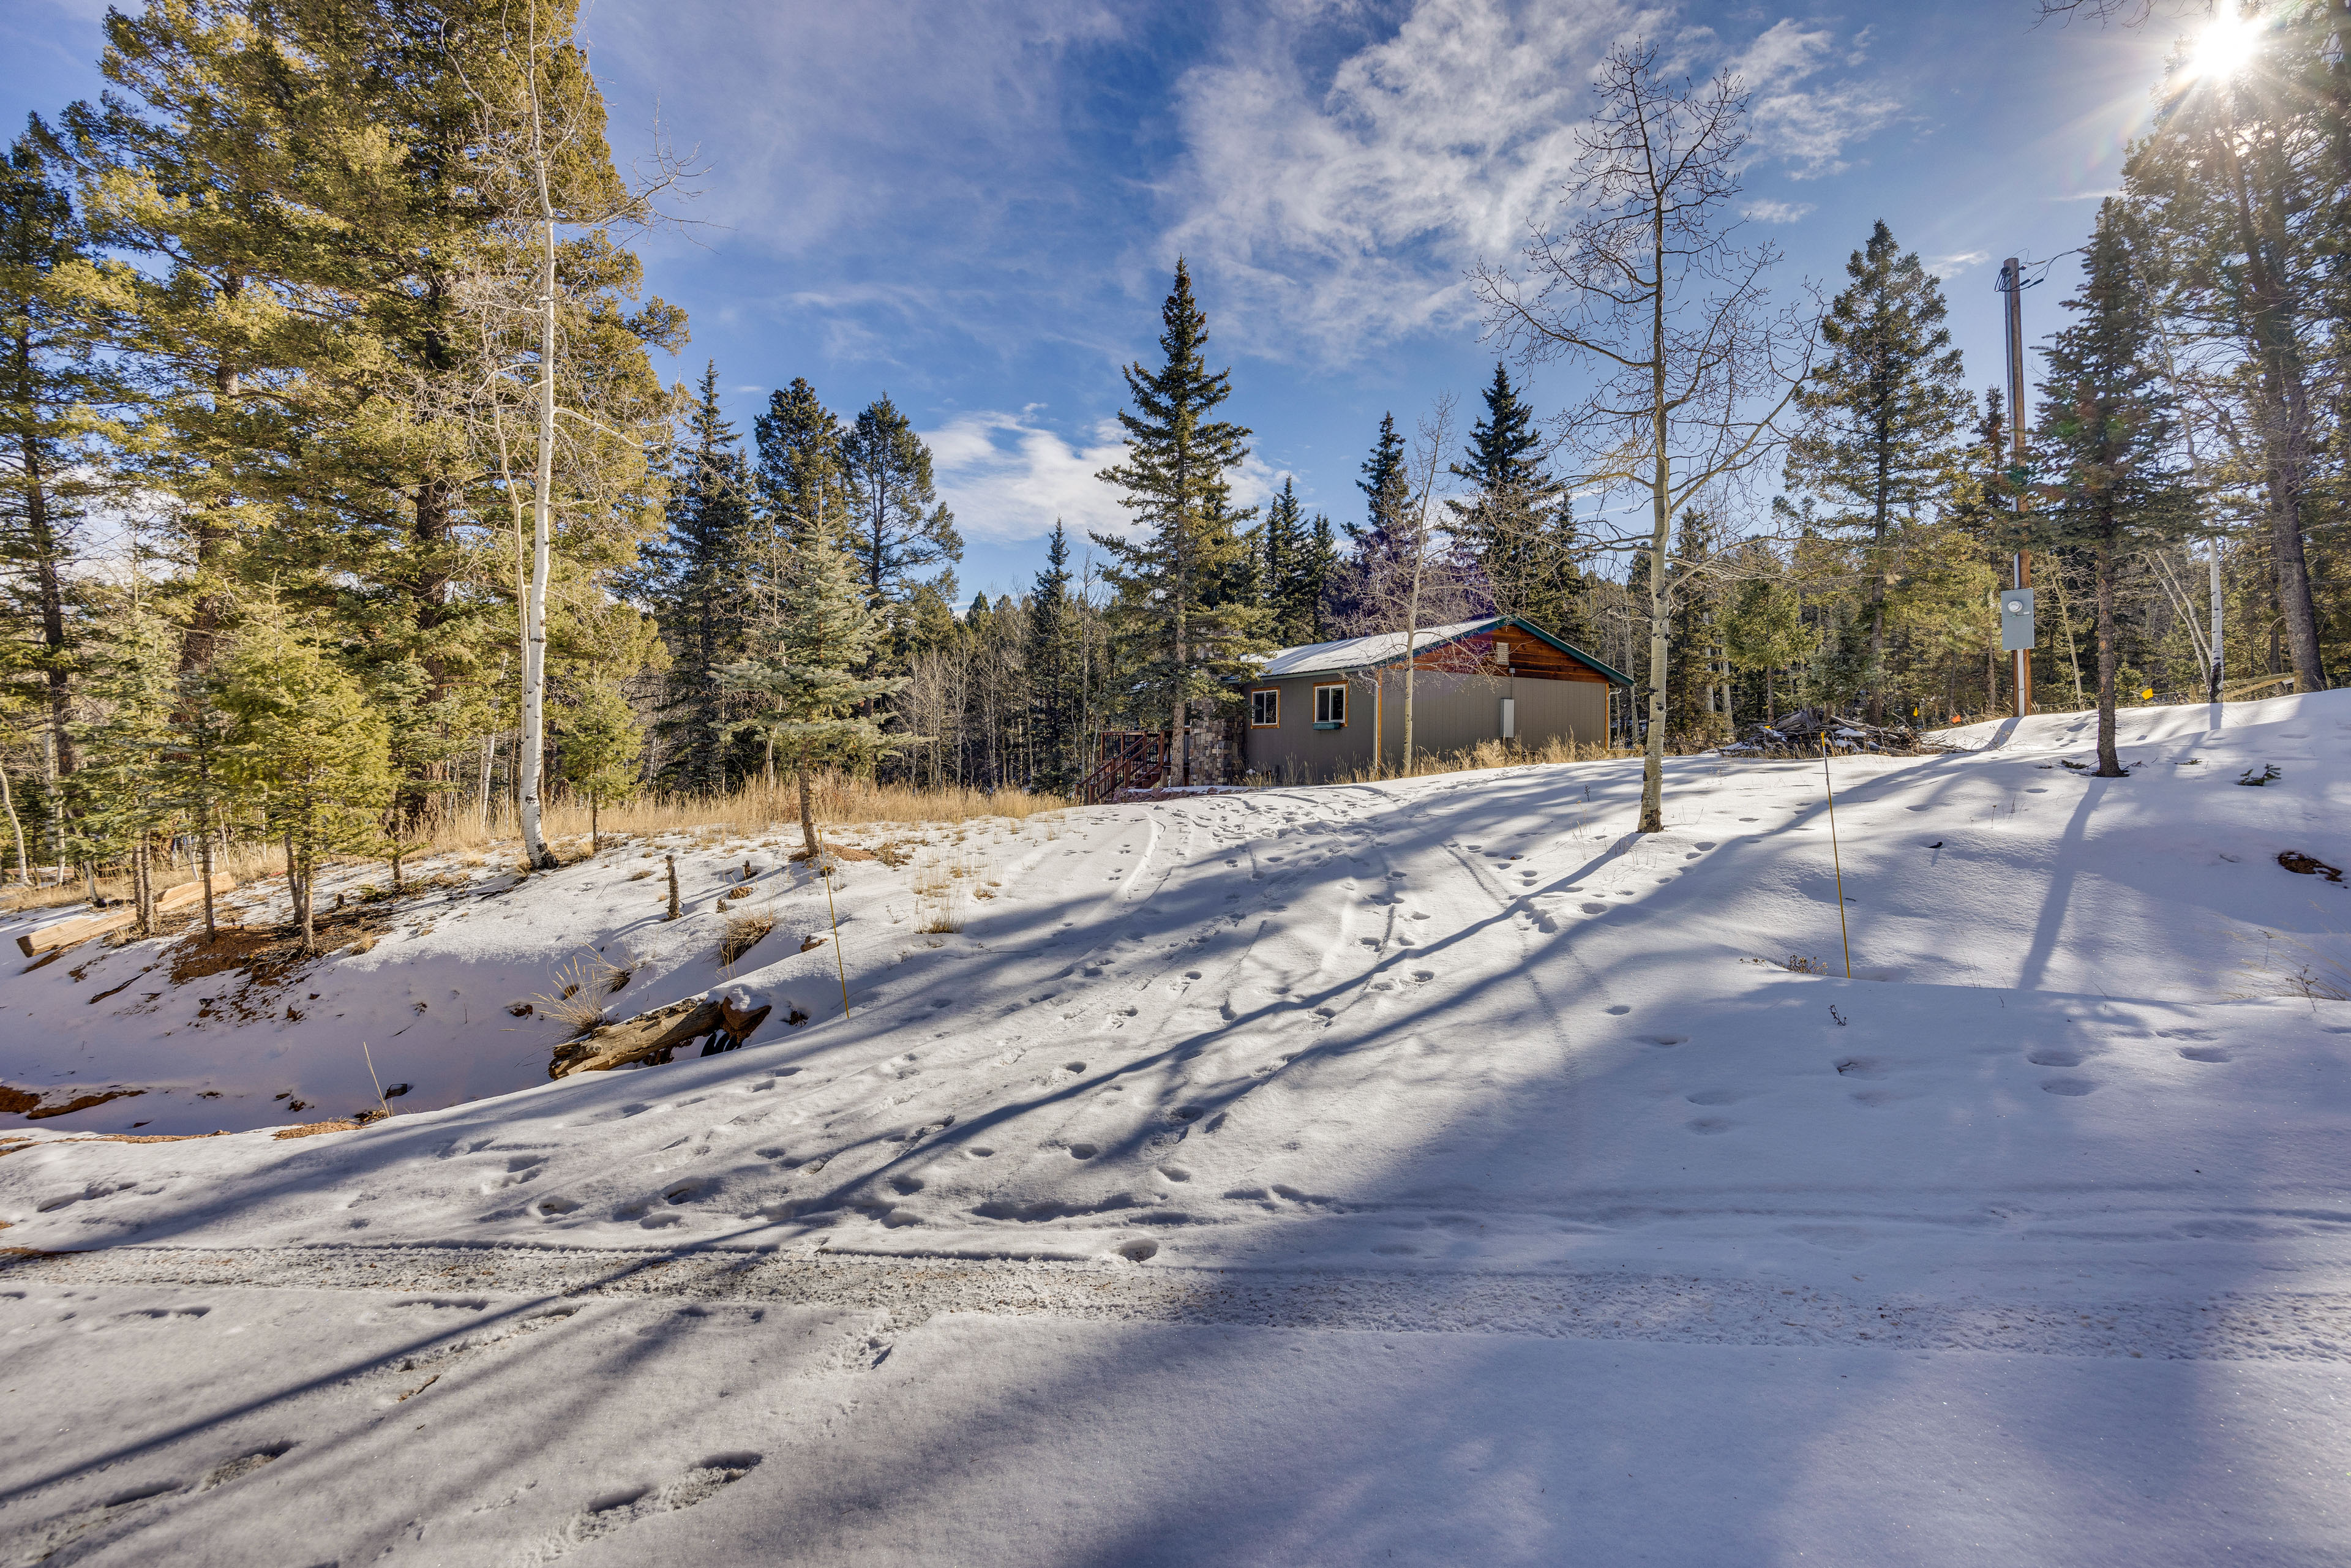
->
xmin=546 ymin=992 xmax=776 ymax=1080
xmin=15 ymin=875 xmax=239 ymax=958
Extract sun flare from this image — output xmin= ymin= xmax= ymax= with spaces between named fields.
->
xmin=2191 ymin=10 xmax=2263 ymax=80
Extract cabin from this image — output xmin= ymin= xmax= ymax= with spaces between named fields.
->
xmin=1237 ymin=615 xmax=1632 ymax=784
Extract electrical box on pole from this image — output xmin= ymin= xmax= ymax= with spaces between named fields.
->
xmin=2000 ymin=587 xmax=2036 ymax=653
xmin=1998 ymin=256 xmax=2035 ymax=716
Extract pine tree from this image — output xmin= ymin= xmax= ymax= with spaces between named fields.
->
xmin=1785 ymin=220 xmax=1970 ymax=721
xmin=70 ymin=593 xmax=178 ymax=932
xmin=1449 ymin=362 xmax=1588 ymax=642
xmin=719 ymin=503 xmax=909 ymax=854
xmin=1 ymin=134 xmax=105 ymax=858
xmin=1722 ymin=572 xmax=1810 ymax=724
xmin=1092 ymin=260 xmax=1268 ymax=784
xmin=1357 ymin=412 xmax=1410 ymax=549
xmin=555 ymin=678 xmax=642 ymax=852
xmin=217 ymin=605 xmax=394 ymax=951
xmin=1261 ymin=479 xmax=1322 ymax=647
xmin=2034 ymin=203 xmax=2195 ymax=777
xmin=842 ymin=393 xmax=961 ymax=675
xmin=634 ymin=362 xmax=751 ymax=791
xmin=1026 ymin=522 xmax=1081 ymax=792
xmin=1305 ymin=512 xmax=1338 ymax=640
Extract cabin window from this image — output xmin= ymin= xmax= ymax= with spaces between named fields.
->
xmin=1493 ymin=640 xmax=1511 ymax=666
xmin=1313 ymin=683 xmax=1346 ymax=728
xmin=1250 ymin=689 xmax=1279 ymax=727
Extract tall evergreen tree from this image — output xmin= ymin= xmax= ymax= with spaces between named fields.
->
xmin=634 ymin=362 xmax=750 ymax=791
xmin=1449 ymin=363 xmax=1587 ymax=642
xmin=1025 ymin=521 xmax=1081 ymax=793
xmin=2034 ymin=203 xmax=2195 ymax=777
xmin=841 ymin=393 xmax=961 ymax=674
xmin=1092 ymin=260 xmax=1268 ymax=784
xmin=218 ymin=602 xmax=395 ymax=951
xmin=1262 ymin=479 xmax=1319 ymax=647
xmin=720 ymin=506 xmax=909 ymax=854
xmin=1785 ymin=220 xmax=1970 ymax=721
xmin=0 ymin=135 xmax=105 ymax=849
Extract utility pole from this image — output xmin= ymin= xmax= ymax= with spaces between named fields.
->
xmin=2000 ymin=257 xmax=2033 ymax=718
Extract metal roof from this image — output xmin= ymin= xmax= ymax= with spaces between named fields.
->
xmin=1245 ymin=615 xmax=1633 ymax=686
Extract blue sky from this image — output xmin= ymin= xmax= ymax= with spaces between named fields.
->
xmin=5 ymin=1 xmax=2186 ymax=600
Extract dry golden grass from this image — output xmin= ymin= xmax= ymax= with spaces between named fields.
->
xmin=719 ymin=907 xmax=777 ymax=969
xmin=1286 ymin=735 xmax=1637 ymax=789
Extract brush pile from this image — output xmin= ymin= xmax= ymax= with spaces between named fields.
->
xmin=1723 ymin=709 xmax=1952 ymax=757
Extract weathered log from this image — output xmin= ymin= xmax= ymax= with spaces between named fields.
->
xmin=547 ymin=991 xmax=781 ymax=1079
xmin=549 ymin=997 xmax=722 ymax=1079
xmin=14 ymin=874 xmax=239 ymax=958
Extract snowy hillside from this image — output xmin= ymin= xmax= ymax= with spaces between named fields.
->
xmin=4 ymin=692 xmax=2349 ymax=1566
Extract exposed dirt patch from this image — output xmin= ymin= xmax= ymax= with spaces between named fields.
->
xmin=24 ymin=1089 xmax=144 ymax=1120
xmin=2279 ymin=850 xmax=2345 ymax=882
xmin=0 ymin=1086 xmax=37 ymax=1115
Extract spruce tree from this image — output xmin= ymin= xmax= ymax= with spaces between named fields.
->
xmin=842 ymin=393 xmax=961 ymax=675
xmin=1092 ymin=260 xmax=1268 ymax=784
xmin=554 ymin=678 xmax=642 ymax=852
xmin=720 ymin=501 xmax=909 ymax=854
xmin=217 ymin=604 xmax=394 ymax=951
xmin=634 ymin=362 xmax=751 ymax=792
xmin=2034 ymin=203 xmax=2195 ymax=777
xmin=70 ymin=594 xmax=178 ymax=932
xmin=1025 ymin=522 xmax=1081 ymax=792
xmin=1449 ymin=364 xmax=1587 ymax=641
xmin=1305 ymin=512 xmax=1338 ymax=640
xmin=1262 ymin=479 xmax=1319 ymax=647
xmin=1785 ymin=220 xmax=1970 ymax=721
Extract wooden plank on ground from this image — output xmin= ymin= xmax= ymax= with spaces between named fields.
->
xmin=15 ymin=874 xmax=241 ymax=957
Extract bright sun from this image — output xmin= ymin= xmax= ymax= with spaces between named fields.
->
xmin=2192 ymin=10 xmax=2263 ymax=80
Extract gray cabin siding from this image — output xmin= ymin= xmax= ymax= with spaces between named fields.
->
xmin=1242 ymin=669 xmax=1610 ymax=784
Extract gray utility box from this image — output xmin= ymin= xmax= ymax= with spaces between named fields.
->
xmin=1999 ymin=587 xmax=2036 ymax=652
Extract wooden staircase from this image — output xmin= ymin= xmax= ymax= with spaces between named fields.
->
xmin=1075 ymin=730 xmax=1169 ymax=805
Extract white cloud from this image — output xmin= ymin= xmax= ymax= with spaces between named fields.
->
xmin=925 ymin=410 xmax=1289 ymax=547
xmin=1160 ymin=3 xmax=1901 ymax=361
xmin=1744 ymin=199 xmax=1816 ymax=224
xmin=924 ymin=412 xmax=1131 ymax=545
xmin=1733 ymin=20 xmax=1905 ymax=179
xmin=1928 ymin=250 xmax=1992 ymax=277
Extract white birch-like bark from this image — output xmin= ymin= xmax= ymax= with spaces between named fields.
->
xmin=519 ymin=53 xmax=560 ymax=871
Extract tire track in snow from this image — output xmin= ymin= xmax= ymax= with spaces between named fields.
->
xmin=13 ymin=1244 xmax=2351 ymax=1364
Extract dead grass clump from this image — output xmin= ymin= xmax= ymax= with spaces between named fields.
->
xmin=720 ymin=907 xmax=776 ymax=968
xmin=531 ymin=953 xmax=626 ymax=1035
xmin=912 ymin=852 xmax=966 ymax=934
xmin=724 ymin=884 xmax=754 ymax=900
xmin=1780 ymin=955 xmax=1829 ymax=975
xmin=273 ymin=1119 xmax=361 ymax=1140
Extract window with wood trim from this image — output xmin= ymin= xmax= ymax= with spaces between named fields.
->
xmin=1250 ymin=689 xmax=1279 ymax=727
xmin=1313 ymin=683 xmax=1346 ymax=727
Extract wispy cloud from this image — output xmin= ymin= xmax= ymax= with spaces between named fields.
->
xmin=1744 ymin=199 xmax=1817 ymax=224
xmin=1929 ymin=250 xmax=1992 ymax=277
xmin=1733 ymin=20 xmax=1905 ymax=179
xmin=1160 ymin=3 xmax=1902 ymax=361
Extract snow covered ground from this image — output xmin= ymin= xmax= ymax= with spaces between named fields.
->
xmin=4 ymin=692 xmax=2349 ymax=1564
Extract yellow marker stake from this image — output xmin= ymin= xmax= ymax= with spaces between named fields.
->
xmin=1821 ymin=742 xmax=1852 ymax=979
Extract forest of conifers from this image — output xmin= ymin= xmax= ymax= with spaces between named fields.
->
xmin=2 ymin=2 xmax=2347 ymax=893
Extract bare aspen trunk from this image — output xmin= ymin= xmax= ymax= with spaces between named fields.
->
xmin=1640 ymin=201 xmax=1671 ymax=835
xmin=798 ymin=767 xmax=818 ymax=856
xmin=0 ymin=763 xmax=26 ymax=885
xmin=518 ymin=49 xmax=560 ymax=871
